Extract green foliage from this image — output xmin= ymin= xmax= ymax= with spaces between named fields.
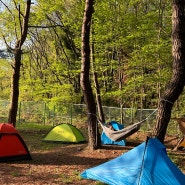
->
xmin=0 ymin=59 xmax=12 ymax=99
xmin=1 ymin=0 xmax=185 ymax=113
xmin=88 ymin=1 xmax=166 ymax=107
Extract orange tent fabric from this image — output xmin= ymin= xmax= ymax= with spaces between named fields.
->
xmin=0 ymin=123 xmax=31 ymax=162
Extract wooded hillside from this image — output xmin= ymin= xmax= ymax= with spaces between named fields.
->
xmin=0 ymin=0 xmax=184 ymax=115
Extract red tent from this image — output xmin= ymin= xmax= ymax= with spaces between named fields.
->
xmin=0 ymin=123 xmax=31 ymax=162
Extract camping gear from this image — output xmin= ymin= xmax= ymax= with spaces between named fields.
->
xmin=172 ymin=117 xmax=185 ymax=151
xmin=101 ymin=121 xmax=126 ymax=146
xmin=98 ymin=109 xmax=157 ymax=141
xmin=0 ymin=123 xmax=32 ymax=162
xmin=178 ymin=137 xmax=185 ymax=150
xmin=43 ymin=123 xmax=85 ymax=143
xmin=81 ymin=137 xmax=185 ymax=185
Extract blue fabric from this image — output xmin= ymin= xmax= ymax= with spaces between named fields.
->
xmin=110 ymin=121 xmax=124 ymax=130
xmin=81 ymin=138 xmax=185 ymax=185
xmin=101 ymin=121 xmax=126 ymax=146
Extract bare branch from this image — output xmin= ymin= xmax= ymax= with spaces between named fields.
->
xmin=2 ymin=35 xmax=14 ymax=54
xmin=12 ymin=0 xmax=24 ymax=17
xmin=18 ymin=4 xmax=23 ymax=36
xmin=28 ymin=25 xmax=64 ymax=28
xmin=0 ymin=0 xmax=19 ymax=39
xmin=18 ymin=0 xmax=31 ymax=47
xmin=0 ymin=0 xmax=13 ymax=15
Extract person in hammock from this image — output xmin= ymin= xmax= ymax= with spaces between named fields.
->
xmin=106 ymin=122 xmax=115 ymax=131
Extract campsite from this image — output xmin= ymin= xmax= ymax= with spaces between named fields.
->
xmin=0 ymin=123 xmax=185 ymax=185
xmin=1 ymin=0 xmax=185 ymax=184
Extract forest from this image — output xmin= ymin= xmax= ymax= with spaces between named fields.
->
xmin=1 ymin=0 xmax=182 ymax=111
xmin=0 ymin=1 xmax=185 ymax=184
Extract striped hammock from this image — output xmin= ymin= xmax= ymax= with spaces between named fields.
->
xmin=98 ymin=109 xmax=157 ymax=141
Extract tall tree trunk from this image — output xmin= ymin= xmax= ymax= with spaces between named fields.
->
xmin=91 ymin=29 xmax=105 ymax=123
xmin=8 ymin=50 xmax=22 ymax=126
xmin=8 ymin=0 xmax=31 ymax=126
xmin=93 ymin=71 xmax=105 ymax=123
xmin=153 ymin=0 xmax=185 ymax=143
xmin=80 ymin=0 xmax=101 ymax=150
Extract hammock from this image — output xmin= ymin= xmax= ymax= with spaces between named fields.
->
xmin=98 ymin=109 xmax=157 ymax=142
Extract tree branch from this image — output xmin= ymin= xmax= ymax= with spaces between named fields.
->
xmin=28 ymin=25 xmax=64 ymax=28
xmin=18 ymin=0 xmax=31 ymax=47
xmin=18 ymin=4 xmax=23 ymax=36
xmin=2 ymin=35 xmax=14 ymax=53
xmin=12 ymin=0 xmax=24 ymax=17
xmin=0 ymin=0 xmax=19 ymax=39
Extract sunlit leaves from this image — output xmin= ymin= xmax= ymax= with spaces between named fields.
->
xmin=0 ymin=0 xmax=175 ymax=109
xmin=0 ymin=59 xmax=12 ymax=99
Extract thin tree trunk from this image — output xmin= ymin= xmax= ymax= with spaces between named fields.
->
xmin=8 ymin=50 xmax=22 ymax=125
xmin=93 ymin=71 xmax=105 ymax=123
xmin=80 ymin=0 xmax=101 ymax=150
xmin=91 ymin=30 xmax=105 ymax=123
xmin=8 ymin=0 xmax=31 ymax=126
xmin=153 ymin=0 xmax=185 ymax=143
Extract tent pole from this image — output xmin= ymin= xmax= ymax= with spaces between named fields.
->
xmin=138 ymin=137 xmax=150 ymax=185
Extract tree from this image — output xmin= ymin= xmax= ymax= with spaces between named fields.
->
xmin=154 ymin=0 xmax=185 ymax=143
xmin=0 ymin=0 xmax=32 ymax=126
xmin=20 ymin=1 xmax=83 ymax=103
xmin=80 ymin=0 xmax=101 ymax=150
xmin=2 ymin=0 xmax=183 ymax=117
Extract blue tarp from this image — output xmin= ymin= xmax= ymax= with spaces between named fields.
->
xmin=81 ymin=138 xmax=185 ymax=185
xmin=101 ymin=121 xmax=126 ymax=146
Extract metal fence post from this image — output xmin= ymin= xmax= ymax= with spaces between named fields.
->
xmin=70 ymin=104 xmax=73 ymax=124
xmin=43 ymin=102 xmax=46 ymax=125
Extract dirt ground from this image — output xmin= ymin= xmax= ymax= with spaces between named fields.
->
xmin=1 ymin=132 xmax=185 ymax=185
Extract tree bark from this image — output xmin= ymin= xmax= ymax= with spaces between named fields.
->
xmin=153 ymin=0 xmax=185 ymax=143
xmin=91 ymin=37 xmax=105 ymax=123
xmin=80 ymin=0 xmax=101 ymax=150
xmin=8 ymin=0 xmax=31 ymax=126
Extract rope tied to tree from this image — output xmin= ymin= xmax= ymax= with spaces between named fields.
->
xmin=87 ymin=109 xmax=157 ymax=141
xmin=160 ymin=98 xmax=174 ymax=105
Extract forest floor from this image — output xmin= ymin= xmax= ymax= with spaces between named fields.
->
xmin=1 ymin=125 xmax=185 ymax=185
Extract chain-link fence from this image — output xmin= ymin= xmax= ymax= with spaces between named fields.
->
xmin=0 ymin=100 xmax=180 ymax=136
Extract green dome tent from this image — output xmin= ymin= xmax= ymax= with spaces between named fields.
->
xmin=43 ymin=123 xmax=85 ymax=143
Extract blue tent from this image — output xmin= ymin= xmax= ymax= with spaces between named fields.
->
xmin=101 ymin=121 xmax=126 ymax=146
xmin=81 ymin=138 xmax=185 ymax=185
